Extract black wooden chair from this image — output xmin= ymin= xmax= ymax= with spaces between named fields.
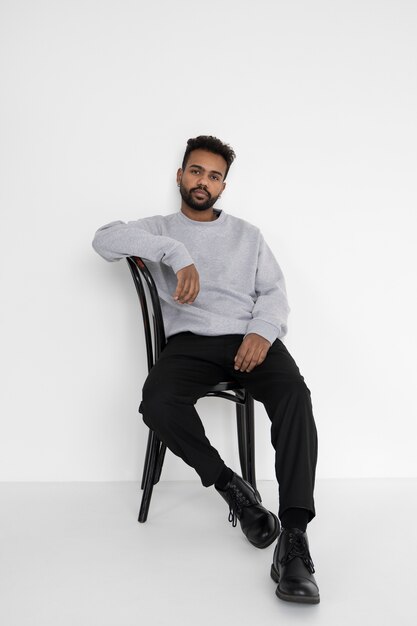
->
xmin=126 ymin=256 xmax=256 ymax=523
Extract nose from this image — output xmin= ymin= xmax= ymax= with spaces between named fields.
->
xmin=196 ymin=173 xmax=209 ymax=188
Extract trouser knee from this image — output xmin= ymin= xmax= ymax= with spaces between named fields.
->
xmin=273 ymin=377 xmax=312 ymax=405
xmin=140 ymin=383 xmax=175 ymax=432
xmin=269 ymin=378 xmax=315 ymax=427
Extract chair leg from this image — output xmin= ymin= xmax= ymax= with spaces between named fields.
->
xmin=244 ymin=393 xmax=257 ymax=489
xmin=138 ymin=430 xmax=160 ymax=523
xmin=153 ymin=443 xmax=167 ymax=484
xmin=140 ymin=431 xmax=153 ymax=490
xmin=236 ymin=403 xmax=250 ymax=483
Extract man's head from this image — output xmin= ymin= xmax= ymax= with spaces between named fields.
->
xmin=177 ymin=135 xmax=236 ymax=214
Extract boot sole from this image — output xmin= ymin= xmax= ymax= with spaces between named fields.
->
xmin=247 ymin=513 xmax=280 ymax=549
xmin=270 ymin=564 xmax=320 ymax=604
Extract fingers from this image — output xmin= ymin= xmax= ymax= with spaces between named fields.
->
xmin=173 ymin=266 xmax=200 ymax=304
xmin=234 ymin=335 xmax=271 ymax=372
xmin=175 ymin=277 xmax=199 ymax=303
xmin=174 ymin=280 xmax=198 ymax=303
xmin=234 ymin=345 xmax=267 ymax=372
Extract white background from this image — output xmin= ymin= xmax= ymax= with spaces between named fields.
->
xmin=1 ymin=0 xmax=416 ymax=482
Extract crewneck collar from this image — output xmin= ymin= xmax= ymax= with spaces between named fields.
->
xmin=178 ymin=208 xmax=226 ymax=226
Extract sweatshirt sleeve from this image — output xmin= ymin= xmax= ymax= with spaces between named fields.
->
xmin=244 ymin=233 xmax=290 ymax=345
xmin=91 ymin=217 xmax=194 ymax=274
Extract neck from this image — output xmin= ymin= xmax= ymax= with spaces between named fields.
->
xmin=180 ymin=205 xmax=218 ymax=222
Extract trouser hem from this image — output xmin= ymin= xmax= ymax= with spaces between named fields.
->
xmin=279 ymin=504 xmax=316 ymax=524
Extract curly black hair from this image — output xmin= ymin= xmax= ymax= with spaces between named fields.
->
xmin=181 ymin=135 xmax=236 ymax=180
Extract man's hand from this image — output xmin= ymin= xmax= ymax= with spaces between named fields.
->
xmin=173 ymin=264 xmax=200 ymax=304
xmin=234 ymin=333 xmax=271 ymax=373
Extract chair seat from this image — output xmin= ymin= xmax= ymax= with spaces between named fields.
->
xmin=209 ymin=380 xmax=243 ymax=392
xmin=205 ymin=381 xmax=246 ymax=404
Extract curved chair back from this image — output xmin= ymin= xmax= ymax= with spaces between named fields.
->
xmin=126 ymin=256 xmax=166 ymax=373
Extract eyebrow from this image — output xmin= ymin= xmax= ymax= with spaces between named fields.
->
xmin=188 ymin=163 xmax=224 ymax=179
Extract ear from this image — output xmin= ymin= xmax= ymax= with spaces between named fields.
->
xmin=176 ymin=168 xmax=182 ymax=186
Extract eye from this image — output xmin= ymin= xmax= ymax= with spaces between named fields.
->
xmin=211 ymin=175 xmax=219 ymax=181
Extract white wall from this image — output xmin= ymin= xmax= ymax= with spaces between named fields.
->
xmin=1 ymin=0 xmax=416 ymax=481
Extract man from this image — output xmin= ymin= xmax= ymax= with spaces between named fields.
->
xmin=92 ymin=135 xmax=320 ymax=604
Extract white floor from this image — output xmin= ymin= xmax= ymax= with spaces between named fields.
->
xmin=1 ymin=478 xmax=416 ymax=626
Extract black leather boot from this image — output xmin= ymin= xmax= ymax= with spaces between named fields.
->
xmin=215 ymin=473 xmax=280 ymax=548
xmin=271 ymin=527 xmax=320 ymax=604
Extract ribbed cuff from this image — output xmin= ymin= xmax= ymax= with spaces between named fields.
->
xmin=244 ymin=320 xmax=280 ymax=345
xmin=164 ymin=243 xmax=195 ymax=274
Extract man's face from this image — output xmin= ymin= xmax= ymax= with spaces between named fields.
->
xmin=177 ymin=149 xmax=227 ymax=212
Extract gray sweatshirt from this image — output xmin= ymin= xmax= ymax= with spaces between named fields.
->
xmin=92 ymin=208 xmax=290 ymax=345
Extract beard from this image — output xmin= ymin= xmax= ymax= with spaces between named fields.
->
xmin=179 ymin=183 xmax=220 ymax=212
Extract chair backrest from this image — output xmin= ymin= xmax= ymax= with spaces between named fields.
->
xmin=126 ymin=256 xmax=166 ymax=373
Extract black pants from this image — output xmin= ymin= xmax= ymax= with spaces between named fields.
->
xmin=140 ymin=332 xmax=318 ymax=522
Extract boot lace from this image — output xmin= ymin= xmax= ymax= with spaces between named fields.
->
xmin=226 ymin=483 xmax=251 ymax=527
xmin=280 ymin=531 xmax=315 ymax=574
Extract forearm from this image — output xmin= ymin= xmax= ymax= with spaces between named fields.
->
xmin=245 ymin=288 xmax=290 ymax=344
xmin=92 ymin=220 xmax=194 ymax=273
xmin=245 ymin=233 xmax=290 ymax=344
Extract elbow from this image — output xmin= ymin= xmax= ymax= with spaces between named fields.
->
xmin=92 ymin=235 xmax=103 ymax=256
xmin=92 ymin=235 xmax=117 ymax=262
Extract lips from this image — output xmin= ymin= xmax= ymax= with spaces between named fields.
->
xmin=193 ymin=189 xmax=208 ymax=198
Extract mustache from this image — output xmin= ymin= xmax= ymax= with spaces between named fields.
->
xmin=191 ymin=187 xmax=210 ymax=197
